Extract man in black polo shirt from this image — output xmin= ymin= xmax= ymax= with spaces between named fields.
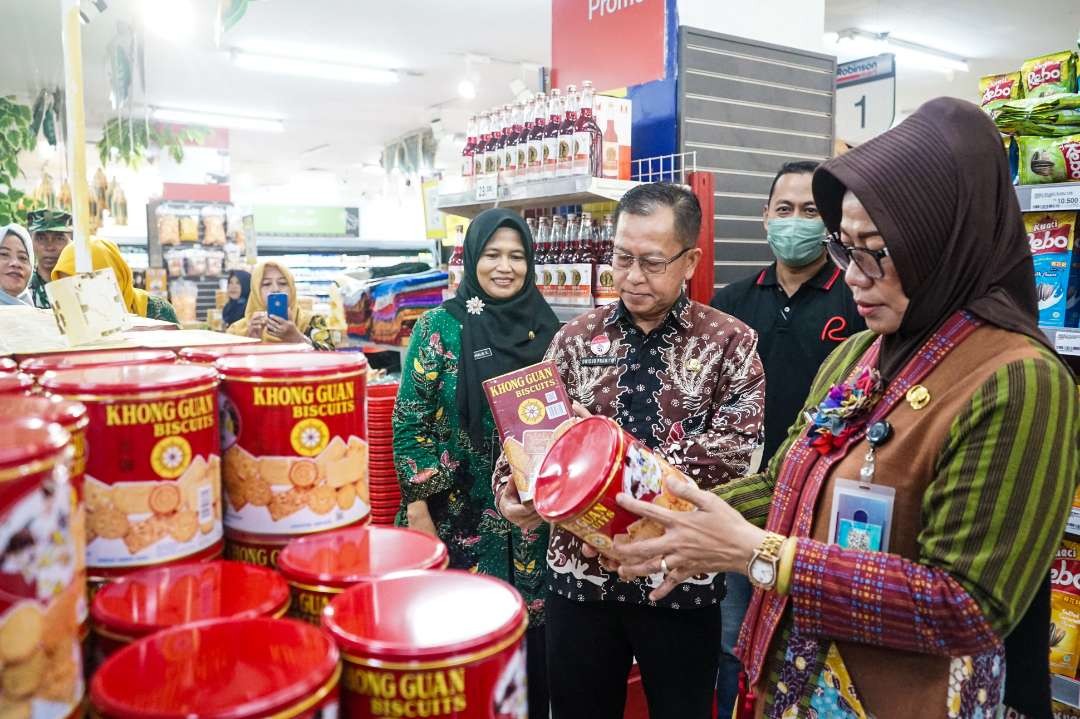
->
xmin=709 ymin=161 xmax=865 ymax=715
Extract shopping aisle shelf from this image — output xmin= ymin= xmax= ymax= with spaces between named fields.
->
xmin=1053 ymin=674 xmax=1080 ymax=709
xmin=437 ymin=175 xmax=639 ymax=218
xmin=1015 ymin=183 xmax=1080 ymax=213
xmin=1043 ymin=327 xmax=1080 ymax=357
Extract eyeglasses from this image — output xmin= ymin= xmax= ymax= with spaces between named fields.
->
xmin=824 ymin=234 xmax=890 ymax=280
xmin=611 ymin=247 xmax=692 ymax=275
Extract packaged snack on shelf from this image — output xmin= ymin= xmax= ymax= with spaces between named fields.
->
xmin=170 ymin=281 xmax=200 ymax=323
xmin=178 ymin=209 xmax=200 ymax=243
xmin=1022 ymin=51 xmax=1078 ymax=98
xmin=201 ymin=205 xmax=227 ymax=246
xmin=991 ymin=93 xmax=1080 ymax=137
xmin=1017 ymin=134 xmax=1080 ymax=184
xmin=979 ymin=72 xmax=1024 ymax=111
xmin=165 ymin=250 xmax=184 ymax=278
xmin=1052 ymin=539 xmax=1080 ymax=678
xmin=206 ymin=250 xmax=224 ymax=277
xmin=482 ymin=360 xmax=573 ymax=501
xmin=145 ymin=268 xmax=168 ymax=298
xmin=186 ymin=249 xmax=208 ymax=278
xmin=1024 ymin=211 xmax=1079 ymax=326
xmin=156 ymin=208 xmax=180 ymax=246
xmin=1054 ymin=700 xmax=1080 ymax=719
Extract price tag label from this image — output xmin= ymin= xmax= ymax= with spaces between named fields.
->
xmin=1053 ymin=329 xmax=1080 ymax=356
xmin=1067 ymin=508 xmax=1080 ymax=537
xmin=509 ymin=184 xmax=527 ymax=200
xmin=474 ymin=175 xmax=498 ymax=202
xmin=1030 ymin=186 xmax=1080 ymax=212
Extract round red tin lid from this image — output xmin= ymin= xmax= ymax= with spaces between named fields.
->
xmin=0 ymin=417 xmax=70 ymax=476
xmin=91 ymin=560 xmax=290 ymax=641
xmin=0 ymin=394 xmax=87 ymax=429
xmin=0 ymin=357 xmax=15 ymax=371
xmin=215 ymin=351 xmax=368 ymax=378
xmin=90 ymin=617 xmax=339 ymax=719
xmin=323 ymin=569 xmax=526 ymax=663
xmin=39 ymin=363 xmax=217 ymax=395
xmin=534 ymin=415 xmax=622 ymax=522
xmin=0 ymin=371 xmax=33 ymax=394
xmin=178 ymin=343 xmax=313 ymax=363
xmin=19 ymin=349 xmax=176 ymax=377
xmin=278 ymin=525 xmax=448 ymax=588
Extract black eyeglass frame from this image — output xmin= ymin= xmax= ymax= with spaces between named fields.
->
xmin=824 ymin=233 xmax=890 ymax=280
xmin=610 ymin=246 xmax=694 ymax=275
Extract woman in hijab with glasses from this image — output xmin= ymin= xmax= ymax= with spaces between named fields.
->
xmin=0 ymin=224 xmax=34 ymax=306
xmin=605 ymin=98 xmax=1077 ymax=718
xmin=392 ymin=208 xmax=560 ymax=719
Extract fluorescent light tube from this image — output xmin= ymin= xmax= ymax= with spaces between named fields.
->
xmin=151 ymin=107 xmax=286 ymax=132
xmin=231 ymin=49 xmax=399 ymax=84
xmin=831 ymin=29 xmax=969 ymax=74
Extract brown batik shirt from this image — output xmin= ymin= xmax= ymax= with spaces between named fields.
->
xmin=531 ymin=294 xmax=765 ymax=609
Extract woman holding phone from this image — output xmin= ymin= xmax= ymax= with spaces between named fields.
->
xmin=227 ymin=260 xmax=335 ymax=349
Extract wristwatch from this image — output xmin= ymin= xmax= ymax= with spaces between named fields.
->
xmin=747 ymin=532 xmax=787 ymax=591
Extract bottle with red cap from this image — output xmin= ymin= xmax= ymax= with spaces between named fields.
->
xmin=557 ymin=85 xmax=578 ymax=178
xmin=542 ymin=89 xmax=563 ymax=181
xmin=527 ymin=92 xmax=547 ymax=184
xmin=462 ymin=114 xmax=478 ymax=187
xmin=515 ymin=97 xmax=533 ymax=184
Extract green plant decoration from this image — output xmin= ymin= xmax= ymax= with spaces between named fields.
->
xmin=98 ymin=118 xmax=209 ymax=168
xmin=0 ymin=96 xmax=39 ymax=226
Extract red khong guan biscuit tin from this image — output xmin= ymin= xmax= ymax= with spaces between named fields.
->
xmin=216 ymin=353 xmax=370 ymax=567
xmin=90 ymin=617 xmax=341 ymax=718
xmin=534 ymin=415 xmax=695 ymax=551
xmin=39 ymin=364 xmax=224 ymax=596
xmin=177 ymin=342 xmax=314 ymax=364
xmin=0 ymin=370 xmax=34 ymax=395
xmin=277 ymin=524 xmax=448 ymax=625
xmin=0 ymin=417 xmax=85 ymax=717
xmin=324 ymin=569 xmax=529 ymax=719
xmin=19 ymin=348 xmax=176 ymax=378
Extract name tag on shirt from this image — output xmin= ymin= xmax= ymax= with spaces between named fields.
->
xmin=473 ymin=347 xmax=493 ymax=360
xmin=826 ymin=478 xmax=895 ymax=553
xmin=580 ymin=356 xmax=619 ymax=367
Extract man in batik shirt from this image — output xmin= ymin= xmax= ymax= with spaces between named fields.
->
xmin=497 ymin=183 xmax=765 ymax=719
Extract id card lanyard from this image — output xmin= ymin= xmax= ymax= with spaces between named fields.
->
xmin=827 ymin=420 xmax=896 ymax=553
xmin=858 ymin=420 xmax=893 ymax=484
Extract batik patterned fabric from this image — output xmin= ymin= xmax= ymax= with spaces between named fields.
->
xmin=540 ymin=295 xmax=764 ymax=608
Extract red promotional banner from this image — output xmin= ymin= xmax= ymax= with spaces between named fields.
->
xmin=551 ymin=0 xmax=667 ymax=91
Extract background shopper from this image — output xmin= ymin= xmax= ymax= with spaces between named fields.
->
xmin=27 ymin=208 xmax=72 ymax=309
xmin=53 ymin=237 xmax=178 ymax=323
xmin=610 ymin=98 xmax=1078 ymax=719
xmin=227 ymin=260 xmax=334 ymax=348
xmin=393 ymin=207 xmax=559 ymax=719
xmin=498 ymin=183 xmax=765 ymax=719
xmin=0 ymin=224 xmax=34 ymax=306
xmin=709 ymin=160 xmax=865 ymax=715
xmin=221 ymin=268 xmax=251 ymax=329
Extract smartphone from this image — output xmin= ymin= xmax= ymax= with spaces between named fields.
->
xmin=267 ymin=292 xmax=289 ymax=320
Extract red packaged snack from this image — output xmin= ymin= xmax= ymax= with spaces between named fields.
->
xmin=482 ymin=360 xmax=573 ymax=501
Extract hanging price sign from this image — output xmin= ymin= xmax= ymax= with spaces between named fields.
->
xmin=474 ymin=175 xmax=498 ymax=202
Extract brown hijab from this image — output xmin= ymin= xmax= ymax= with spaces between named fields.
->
xmin=813 ymin=96 xmax=1049 ymax=381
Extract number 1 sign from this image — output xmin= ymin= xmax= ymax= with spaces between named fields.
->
xmin=835 ymin=54 xmax=896 ymax=145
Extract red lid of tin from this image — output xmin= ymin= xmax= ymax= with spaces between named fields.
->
xmin=39 ymin=363 xmax=217 ymax=395
xmin=0 ymin=395 xmax=87 ymax=429
xmin=534 ymin=415 xmax=622 ymax=522
xmin=0 ymin=417 xmax=70 ymax=474
xmin=91 ymin=560 xmax=290 ymax=641
xmin=0 ymin=357 xmax=15 ymax=371
xmin=90 ymin=617 xmax=339 ymax=719
xmin=20 ymin=349 xmax=176 ymax=377
xmin=216 ymin=351 xmax=368 ymax=378
xmin=323 ymin=569 xmax=526 ymax=663
xmin=178 ymin=343 xmax=313 ymax=364
xmin=278 ymin=525 xmax=448 ymax=588
xmin=0 ymin=371 xmax=33 ymax=394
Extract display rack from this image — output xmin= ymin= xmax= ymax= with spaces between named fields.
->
xmin=1015 ymin=183 xmax=1080 ymax=213
xmin=1043 ymin=327 xmax=1080 ymax=358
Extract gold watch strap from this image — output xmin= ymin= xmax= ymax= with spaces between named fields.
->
xmin=756 ymin=532 xmax=786 ymax=562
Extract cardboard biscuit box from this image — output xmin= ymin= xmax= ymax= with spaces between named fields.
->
xmin=483 ymin=360 xmax=573 ymax=501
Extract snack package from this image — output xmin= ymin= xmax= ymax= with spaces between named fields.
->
xmin=1022 ymin=51 xmax=1078 ymax=98
xmin=483 ymin=360 xmax=573 ymax=501
xmin=980 ymin=72 xmax=1023 ymax=110
xmin=1055 ymin=700 xmax=1080 ymax=719
xmin=1052 ymin=539 xmax=1080 ymax=677
xmin=1017 ymin=134 xmax=1080 ymax=184
xmin=1025 ymin=212 xmax=1080 ymax=326
xmin=991 ymin=93 xmax=1080 ymax=137
xmin=156 ymin=210 xmax=180 ymax=246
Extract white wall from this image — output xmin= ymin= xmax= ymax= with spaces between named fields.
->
xmin=676 ymin=0 xmax=827 ymax=55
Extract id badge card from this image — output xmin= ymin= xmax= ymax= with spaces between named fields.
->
xmin=826 ymin=478 xmax=895 ymax=553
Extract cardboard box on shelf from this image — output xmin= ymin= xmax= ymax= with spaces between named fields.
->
xmin=595 ymin=95 xmax=632 ymax=181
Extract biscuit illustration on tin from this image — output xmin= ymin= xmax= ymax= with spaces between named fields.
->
xmin=123 ymin=516 xmax=167 ymax=554
xmin=0 ymin=603 xmax=44 ymax=663
xmin=1 ymin=648 xmax=45 ymax=698
xmin=90 ymin=505 xmax=130 ymax=540
xmin=336 ymin=483 xmax=356 ymax=511
xmin=244 ymin=477 xmax=273 ymax=507
xmin=149 ymin=484 xmax=182 ymax=515
xmin=167 ymin=510 xmax=200 ymax=543
xmin=307 ymin=485 xmax=336 ymax=515
xmin=289 ymin=459 xmax=319 ymax=488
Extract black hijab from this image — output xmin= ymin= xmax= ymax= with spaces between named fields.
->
xmin=222 ymin=269 xmax=251 ymax=327
xmin=442 ymin=208 xmax=560 ymax=448
xmin=814 ymin=97 xmax=1055 ymax=716
xmin=813 ymin=97 xmax=1050 ymax=382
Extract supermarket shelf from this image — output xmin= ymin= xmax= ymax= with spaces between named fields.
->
xmin=550 ymin=304 xmax=589 ymax=323
xmin=1042 ymin=327 xmax=1080 ymax=357
xmin=437 ymin=176 xmax=639 ymax=217
xmin=1053 ymin=674 xmax=1080 ymax=709
xmin=1067 ymin=508 xmax=1080 ymax=538
xmin=1016 ymin=183 xmax=1080 ymax=212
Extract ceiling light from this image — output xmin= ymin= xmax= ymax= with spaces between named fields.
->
xmin=151 ymin=107 xmax=285 ymax=132
xmin=230 ymin=49 xmax=399 ymax=84
xmin=830 ymin=29 xmax=968 ymax=73
xmin=457 ymin=79 xmax=477 ymax=100
xmin=357 ymin=163 xmax=385 ymax=176
xmin=142 ymin=0 xmax=194 ymax=42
